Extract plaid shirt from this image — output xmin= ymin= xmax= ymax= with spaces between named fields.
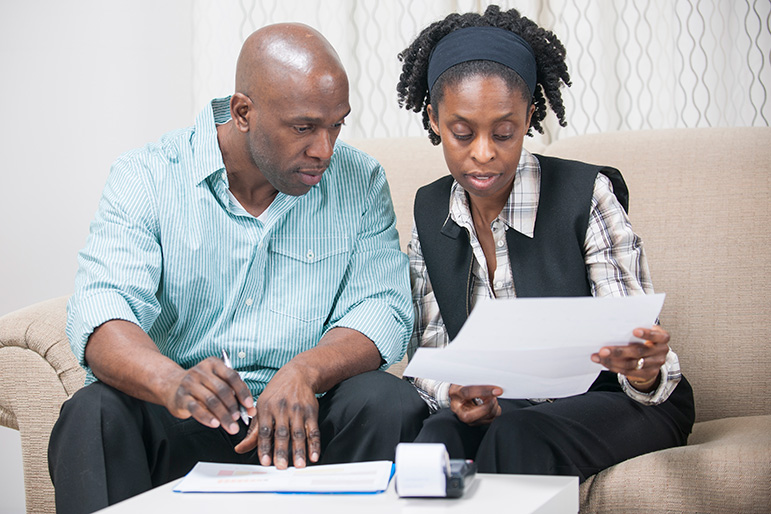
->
xmin=407 ymin=149 xmax=681 ymax=412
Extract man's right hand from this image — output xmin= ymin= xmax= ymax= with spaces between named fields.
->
xmin=448 ymin=384 xmax=503 ymax=426
xmin=165 ymin=357 xmax=256 ymax=435
xmin=85 ymin=319 xmax=256 ymax=436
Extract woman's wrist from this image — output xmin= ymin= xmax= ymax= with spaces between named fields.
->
xmin=627 ymin=372 xmax=660 ymax=393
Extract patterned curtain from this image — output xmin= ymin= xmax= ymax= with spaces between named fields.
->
xmin=191 ymin=0 xmax=771 ymax=143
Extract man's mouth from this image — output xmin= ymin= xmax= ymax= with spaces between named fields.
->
xmin=297 ymin=169 xmax=326 ymax=186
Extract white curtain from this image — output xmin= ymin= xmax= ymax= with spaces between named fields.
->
xmin=191 ymin=0 xmax=771 ymax=143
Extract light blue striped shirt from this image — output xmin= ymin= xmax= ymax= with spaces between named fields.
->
xmin=66 ymin=97 xmax=412 ymax=398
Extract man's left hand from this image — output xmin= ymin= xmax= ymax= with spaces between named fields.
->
xmin=233 ymin=363 xmax=320 ymax=469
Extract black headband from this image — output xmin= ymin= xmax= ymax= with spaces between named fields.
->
xmin=427 ymin=26 xmax=537 ymax=97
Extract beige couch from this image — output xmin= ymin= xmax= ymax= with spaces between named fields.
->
xmin=2 ymin=127 xmax=770 ymax=513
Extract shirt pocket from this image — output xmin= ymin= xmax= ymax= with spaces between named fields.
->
xmin=267 ymin=236 xmax=351 ymax=323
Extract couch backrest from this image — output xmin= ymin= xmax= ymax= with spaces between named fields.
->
xmin=347 ymin=127 xmax=771 ymax=424
xmin=544 ymin=127 xmax=771 ymax=423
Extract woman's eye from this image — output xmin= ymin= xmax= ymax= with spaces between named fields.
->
xmin=453 ymin=133 xmax=472 ymax=141
xmin=494 ymin=134 xmax=513 ymax=141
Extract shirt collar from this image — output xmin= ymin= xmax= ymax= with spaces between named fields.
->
xmin=192 ymin=96 xmax=231 ymax=186
xmin=449 ymin=148 xmax=541 ymax=238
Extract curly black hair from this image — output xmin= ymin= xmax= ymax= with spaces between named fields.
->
xmin=397 ymin=5 xmax=571 ymax=145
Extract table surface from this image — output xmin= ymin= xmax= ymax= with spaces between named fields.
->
xmin=97 ymin=473 xmax=578 ymax=513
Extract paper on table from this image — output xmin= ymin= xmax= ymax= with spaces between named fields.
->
xmin=404 ymin=294 xmax=665 ymax=399
xmin=173 ymin=460 xmax=394 ymax=494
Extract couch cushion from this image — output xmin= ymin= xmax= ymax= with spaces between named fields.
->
xmin=579 ymin=414 xmax=771 ymax=513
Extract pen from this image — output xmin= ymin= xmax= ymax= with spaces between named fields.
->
xmin=221 ymin=349 xmax=251 ymax=425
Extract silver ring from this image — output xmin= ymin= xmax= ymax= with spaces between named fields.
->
xmin=636 ymin=357 xmax=645 ymax=370
xmin=472 ymin=398 xmax=484 ymax=406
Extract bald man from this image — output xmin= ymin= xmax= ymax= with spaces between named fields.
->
xmin=49 ymin=24 xmax=428 ymax=513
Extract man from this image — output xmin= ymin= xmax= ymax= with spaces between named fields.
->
xmin=49 ymin=23 xmax=427 ymax=513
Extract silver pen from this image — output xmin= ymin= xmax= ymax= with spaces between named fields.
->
xmin=221 ymin=349 xmax=251 ymax=425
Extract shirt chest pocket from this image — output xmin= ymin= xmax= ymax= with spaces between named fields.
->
xmin=267 ymin=236 xmax=351 ymax=323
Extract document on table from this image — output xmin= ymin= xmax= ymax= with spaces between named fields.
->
xmin=404 ymin=294 xmax=666 ymax=399
xmin=173 ymin=460 xmax=394 ymax=494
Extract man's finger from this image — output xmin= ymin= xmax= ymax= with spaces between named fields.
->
xmin=290 ymin=405 xmax=307 ymax=468
xmin=233 ymin=419 xmax=259 ymax=454
xmin=257 ymin=415 xmax=274 ymax=466
xmin=273 ymin=423 xmax=290 ymax=469
xmin=178 ymin=372 xmax=240 ymax=434
xmin=212 ymin=361 xmax=256 ymax=415
xmin=306 ymin=416 xmax=321 ymax=464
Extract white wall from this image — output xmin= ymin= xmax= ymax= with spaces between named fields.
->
xmin=0 ymin=427 xmax=24 ymax=514
xmin=0 ymin=1 xmax=194 ymax=510
xmin=0 ymin=0 xmax=195 ymax=317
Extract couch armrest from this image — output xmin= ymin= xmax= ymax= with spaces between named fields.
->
xmin=0 ymin=296 xmax=85 ymax=514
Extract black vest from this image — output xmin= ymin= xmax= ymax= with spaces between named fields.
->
xmin=414 ymin=154 xmax=629 ymax=340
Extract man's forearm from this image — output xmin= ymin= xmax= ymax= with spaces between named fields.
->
xmin=84 ymin=319 xmax=185 ymax=406
xmin=286 ymin=327 xmax=383 ymax=394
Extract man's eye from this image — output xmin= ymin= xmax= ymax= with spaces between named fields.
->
xmin=295 ymin=126 xmax=312 ymax=133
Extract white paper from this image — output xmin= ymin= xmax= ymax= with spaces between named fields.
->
xmin=173 ymin=460 xmax=394 ymax=494
xmin=404 ymin=294 xmax=665 ymax=399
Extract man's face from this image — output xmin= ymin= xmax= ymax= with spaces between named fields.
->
xmin=244 ymin=70 xmax=351 ymax=196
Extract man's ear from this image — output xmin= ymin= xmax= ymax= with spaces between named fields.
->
xmin=230 ymin=93 xmax=251 ymax=133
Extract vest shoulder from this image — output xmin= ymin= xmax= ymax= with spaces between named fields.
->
xmin=417 ymin=174 xmax=454 ymax=195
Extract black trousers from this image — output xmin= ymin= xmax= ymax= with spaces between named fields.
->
xmin=48 ymin=370 xmax=428 ymax=514
xmin=414 ymin=371 xmax=695 ymax=481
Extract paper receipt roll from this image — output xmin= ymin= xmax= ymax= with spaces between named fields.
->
xmin=395 ymin=443 xmax=450 ymax=497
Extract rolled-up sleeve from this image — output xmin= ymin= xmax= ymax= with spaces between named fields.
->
xmin=325 ymin=165 xmax=413 ymax=368
xmin=66 ymin=154 xmax=163 ymax=374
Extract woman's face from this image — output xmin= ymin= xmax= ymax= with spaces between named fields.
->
xmin=428 ymin=74 xmax=533 ymax=204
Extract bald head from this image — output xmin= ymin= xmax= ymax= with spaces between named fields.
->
xmin=235 ymin=23 xmax=347 ymax=97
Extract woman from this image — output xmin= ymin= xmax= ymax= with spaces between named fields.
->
xmin=397 ymin=5 xmax=694 ymax=480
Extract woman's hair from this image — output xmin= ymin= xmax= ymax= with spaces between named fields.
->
xmin=397 ymin=5 xmax=571 ymax=145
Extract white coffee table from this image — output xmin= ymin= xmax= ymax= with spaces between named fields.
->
xmin=96 ymin=473 xmax=578 ymax=513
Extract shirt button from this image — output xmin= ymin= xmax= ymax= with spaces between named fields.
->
xmin=237 ymin=351 xmax=246 ymax=360
xmin=221 ymin=171 xmax=227 ymax=181
xmin=306 ymin=250 xmax=315 ymax=261
xmin=496 ymin=240 xmax=505 ymax=248
xmin=495 ymin=281 xmax=503 ymax=289
xmin=245 ymin=298 xmax=253 ymax=306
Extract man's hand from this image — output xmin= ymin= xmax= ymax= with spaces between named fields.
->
xmin=591 ymin=326 xmax=670 ymax=392
xmin=233 ymin=363 xmax=320 ymax=469
xmin=84 ymin=320 xmax=257 ymax=433
xmin=232 ymin=327 xmax=381 ymax=470
xmin=448 ymin=384 xmax=503 ymax=426
xmin=165 ymin=357 xmax=256 ymax=435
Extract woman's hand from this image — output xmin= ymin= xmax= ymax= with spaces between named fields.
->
xmin=591 ymin=326 xmax=669 ymax=393
xmin=448 ymin=384 xmax=503 ymax=425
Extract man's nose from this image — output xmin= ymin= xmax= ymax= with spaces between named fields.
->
xmin=307 ymin=130 xmax=335 ymax=161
